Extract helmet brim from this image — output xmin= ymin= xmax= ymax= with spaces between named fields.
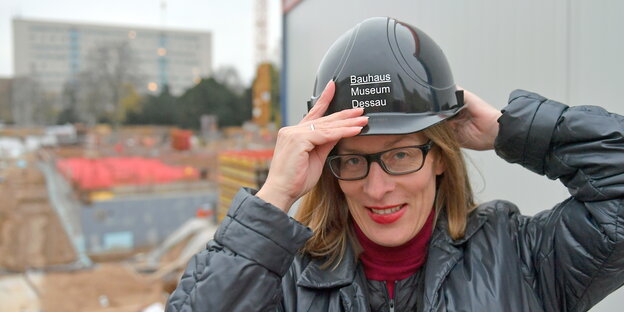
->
xmin=360 ymin=108 xmax=462 ymax=135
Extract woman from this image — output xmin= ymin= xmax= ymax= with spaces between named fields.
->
xmin=166 ymin=17 xmax=624 ymax=312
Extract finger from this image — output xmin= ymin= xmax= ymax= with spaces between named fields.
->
xmin=315 ymin=141 xmax=339 ymax=163
xmin=284 ymin=116 xmax=366 ymax=153
xmin=302 ymin=80 xmax=335 ymax=122
xmin=313 ymin=119 xmax=366 ymax=157
xmin=293 ymin=116 xmax=367 ymax=143
xmin=312 ymin=116 xmax=368 ymax=130
xmin=306 ymin=126 xmax=363 ymax=147
xmin=298 ymin=115 xmax=367 ymax=139
xmin=300 ymin=114 xmax=368 ymax=149
xmin=302 ymin=107 xmax=364 ymax=128
xmin=448 ymin=108 xmax=470 ymax=125
xmin=461 ymin=88 xmax=476 ymax=104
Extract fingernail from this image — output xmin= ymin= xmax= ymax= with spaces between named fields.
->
xmin=325 ymin=80 xmax=333 ymax=89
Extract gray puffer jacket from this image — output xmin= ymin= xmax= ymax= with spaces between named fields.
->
xmin=166 ymin=90 xmax=624 ymax=311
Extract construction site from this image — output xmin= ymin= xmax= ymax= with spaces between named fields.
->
xmin=0 ymin=0 xmax=281 ymax=310
xmin=0 ymin=120 xmax=276 ymax=311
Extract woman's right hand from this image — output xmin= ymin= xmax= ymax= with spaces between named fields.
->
xmin=450 ymin=87 xmax=502 ymax=151
xmin=256 ymin=81 xmax=369 ymax=213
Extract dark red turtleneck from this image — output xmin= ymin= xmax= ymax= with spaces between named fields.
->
xmin=354 ymin=209 xmax=434 ymax=299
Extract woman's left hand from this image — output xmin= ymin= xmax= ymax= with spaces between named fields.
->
xmin=450 ymin=88 xmax=502 ymax=150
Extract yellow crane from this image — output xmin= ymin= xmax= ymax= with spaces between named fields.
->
xmin=252 ymin=0 xmax=273 ymax=127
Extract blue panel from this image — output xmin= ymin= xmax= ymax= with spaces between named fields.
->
xmin=103 ymin=231 xmax=134 ymax=250
xmin=159 ymin=32 xmax=168 ymax=87
xmin=68 ymin=28 xmax=80 ymax=82
xmin=80 ymin=192 xmax=217 ymax=255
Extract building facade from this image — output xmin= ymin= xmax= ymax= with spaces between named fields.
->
xmin=282 ymin=1 xmax=624 ymax=311
xmin=13 ymin=18 xmax=212 ymax=97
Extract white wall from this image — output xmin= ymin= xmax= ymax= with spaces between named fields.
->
xmin=283 ymin=1 xmax=624 ymax=311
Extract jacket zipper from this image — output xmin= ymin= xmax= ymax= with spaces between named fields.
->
xmin=386 ymin=280 xmax=396 ymax=312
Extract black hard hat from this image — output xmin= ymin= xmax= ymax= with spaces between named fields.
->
xmin=308 ymin=17 xmax=464 ymax=135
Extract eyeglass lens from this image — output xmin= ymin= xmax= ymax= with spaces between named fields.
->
xmin=328 ymin=145 xmax=428 ymax=180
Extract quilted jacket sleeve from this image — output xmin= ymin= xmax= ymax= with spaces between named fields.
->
xmin=165 ymin=188 xmax=312 ymax=312
xmin=495 ymin=90 xmax=624 ymax=311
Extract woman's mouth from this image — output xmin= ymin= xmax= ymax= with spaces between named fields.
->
xmin=370 ymin=205 xmax=402 ymax=215
xmin=366 ymin=204 xmax=406 ymax=224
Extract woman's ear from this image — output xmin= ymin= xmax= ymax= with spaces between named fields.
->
xmin=434 ymin=151 xmax=446 ymax=176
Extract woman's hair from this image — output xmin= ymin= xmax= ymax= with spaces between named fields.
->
xmin=294 ymin=121 xmax=476 ymax=268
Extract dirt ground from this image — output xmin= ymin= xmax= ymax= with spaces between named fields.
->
xmin=0 ymin=166 xmax=77 ymax=271
xmin=40 ymin=263 xmax=167 ymax=312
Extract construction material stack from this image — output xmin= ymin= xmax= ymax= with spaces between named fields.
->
xmin=217 ymin=150 xmax=273 ymax=222
xmin=56 ymin=157 xmax=200 ymax=202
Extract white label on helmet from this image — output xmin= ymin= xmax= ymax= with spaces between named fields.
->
xmin=351 ymin=99 xmax=387 ymax=108
xmin=349 ymin=74 xmax=391 ymax=85
xmin=349 ymin=74 xmax=391 ymax=109
xmin=351 ymin=86 xmax=391 ymax=96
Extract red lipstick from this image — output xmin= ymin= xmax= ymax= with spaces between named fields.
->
xmin=366 ymin=204 xmax=406 ymax=224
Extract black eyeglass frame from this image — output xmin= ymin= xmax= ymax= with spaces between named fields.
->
xmin=326 ymin=141 xmax=434 ymax=181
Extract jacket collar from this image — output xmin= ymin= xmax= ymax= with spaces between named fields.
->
xmin=297 ymin=243 xmax=358 ymax=289
xmin=432 ymin=205 xmax=489 ymax=246
xmin=422 ymin=205 xmax=489 ymax=311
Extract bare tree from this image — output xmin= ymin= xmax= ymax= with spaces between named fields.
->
xmin=213 ymin=65 xmax=245 ymax=95
xmin=11 ymin=76 xmax=51 ymax=126
xmin=73 ymin=41 xmax=141 ymax=125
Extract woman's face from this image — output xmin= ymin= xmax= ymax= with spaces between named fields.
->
xmin=337 ymin=133 xmax=444 ymax=247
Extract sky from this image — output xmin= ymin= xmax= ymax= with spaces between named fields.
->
xmin=0 ymin=0 xmax=282 ymax=84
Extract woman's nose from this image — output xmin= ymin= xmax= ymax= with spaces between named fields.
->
xmin=362 ymin=162 xmax=395 ymax=200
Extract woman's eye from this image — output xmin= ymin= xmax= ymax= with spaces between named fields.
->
xmin=393 ymin=152 xmax=408 ymax=159
xmin=345 ymin=157 xmax=361 ymax=165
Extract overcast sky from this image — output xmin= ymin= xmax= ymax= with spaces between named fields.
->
xmin=0 ymin=0 xmax=282 ymax=84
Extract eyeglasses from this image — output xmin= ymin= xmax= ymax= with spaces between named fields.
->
xmin=327 ymin=141 xmax=434 ymax=180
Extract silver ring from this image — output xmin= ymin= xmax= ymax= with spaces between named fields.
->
xmin=309 ymin=123 xmax=315 ymax=131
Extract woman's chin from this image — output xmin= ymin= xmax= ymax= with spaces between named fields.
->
xmin=367 ymin=231 xmax=411 ymax=247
